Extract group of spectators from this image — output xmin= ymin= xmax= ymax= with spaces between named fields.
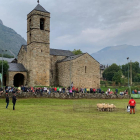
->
xmin=1 ymin=85 xmax=137 ymax=96
xmin=132 ymin=89 xmax=140 ymax=94
xmin=119 ymin=90 xmax=128 ymax=95
xmin=105 ymin=88 xmax=128 ymax=96
xmin=1 ymin=85 xmax=103 ymax=95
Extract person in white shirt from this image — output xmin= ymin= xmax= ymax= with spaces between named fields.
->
xmin=59 ymin=88 xmax=62 ymax=93
xmin=44 ymin=87 xmax=47 ymax=92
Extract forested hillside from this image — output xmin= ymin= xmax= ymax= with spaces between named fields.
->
xmin=0 ymin=19 xmax=26 ymax=57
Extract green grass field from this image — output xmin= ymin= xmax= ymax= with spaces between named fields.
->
xmin=0 ymin=98 xmax=140 ymax=140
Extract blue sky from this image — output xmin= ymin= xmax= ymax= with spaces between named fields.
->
xmin=1 ymin=0 xmax=140 ymax=54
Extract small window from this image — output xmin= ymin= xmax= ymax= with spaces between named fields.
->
xmin=40 ymin=18 xmax=45 ymax=30
xmin=85 ymin=66 xmax=87 ymax=73
xmin=29 ymin=19 xmax=31 ymax=29
xmin=30 ymin=33 xmax=31 ymax=42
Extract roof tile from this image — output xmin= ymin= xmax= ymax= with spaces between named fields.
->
xmin=57 ymin=53 xmax=85 ymax=63
xmin=50 ymin=49 xmax=74 ymax=56
xmin=8 ymin=63 xmax=27 ymax=72
xmin=34 ymin=4 xmax=49 ymax=13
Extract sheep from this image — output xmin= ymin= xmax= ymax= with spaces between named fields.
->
xmin=97 ymin=103 xmax=104 ymax=111
xmin=104 ymin=103 xmax=109 ymax=111
xmin=97 ymin=104 xmax=102 ymax=111
xmin=108 ymin=104 xmax=116 ymax=112
xmin=97 ymin=103 xmax=116 ymax=112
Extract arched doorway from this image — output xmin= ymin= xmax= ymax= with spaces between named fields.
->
xmin=14 ymin=73 xmax=24 ymax=87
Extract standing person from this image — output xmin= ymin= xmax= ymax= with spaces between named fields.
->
xmin=6 ymin=94 xmax=9 ymax=109
xmin=54 ymin=87 xmax=57 ymax=93
xmin=5 ymin=85 xmax=8 ymax=91
xmin=115 ymin=88 xmax=118 ymax=94
xmin=108 ymin=88 xmax=110 ymax=94
xmin=71 ymin=82 xmax=73 ymax=89
xmin=128 ymin=97 xmax=136 ymax=114
xmin=12 ymin=93 xmax=17 ymax=110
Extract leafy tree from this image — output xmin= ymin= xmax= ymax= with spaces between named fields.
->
xmin=122 ymin=61 xmax=140 ymax=82
xmin=72 ymin=49 xmax=82 ymax=55
xmin=103 ymin=63 xmax=121 ymax=81
xmin=133 ymin=74 xmax=140 ymax=82
xmin=0 ymin=61 xmax=9 ymax=74
xmin=112 ymin=70 xmax=122 ymax=84
xmin=121 ymin=77 xmax=128 ymax=86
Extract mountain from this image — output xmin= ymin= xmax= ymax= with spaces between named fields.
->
xmin=0 ymin=19 xmax=26 ymax=57
xmin=91 ymin=44 xmax=140 ymax=65
xmin=0 ymin=19 xmax=3 ymax=25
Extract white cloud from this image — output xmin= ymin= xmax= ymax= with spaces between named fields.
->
xmin=1 ymin=0 xmax=140 ymax=53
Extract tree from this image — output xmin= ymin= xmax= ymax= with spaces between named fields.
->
xmin=133 ymin=74 xmax=140 ymax=82
xmin=122 ymin=61 xmax=140 ymax=82
xmin=0 ymin=61 xmax=9 ymax=74
xmin=72 ymin=49 xmax=83 ymax=55
xmin=112 ymin=70 xmax=122 ymax=84
xmin=103 ymin=63 xmax=121 ymax=81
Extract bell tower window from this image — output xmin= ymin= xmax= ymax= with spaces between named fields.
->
xmin=30 ymin=33 xmax=31 ymax=42
xmin=29 ymin=19 xmax=31 ymax=29
xmin=40 ymin=18 xmax=45 ymax=30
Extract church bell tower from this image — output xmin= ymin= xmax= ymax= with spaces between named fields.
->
xmin=26 ymin=2 xmax=50 ymax=86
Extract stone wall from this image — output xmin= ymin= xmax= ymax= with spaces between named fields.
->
xmin=27 ymin=43 xmax=50 ymax=86
xmin=18 ymin=8 xmax=50 ymax=87
xmin=27 ymin=10 xmax=50 ymax=45
xmin=18 ymin=44 xmax=50 ymax=87
xmin=50 ymin=55 xmax=66 ymax=86
xmin=18 ymin=46 xmax=28 ymax=68
xmin=0 ymin=92 xmax=130 ymax=99
xmin=57 ymin=53 xmax=100 ymax=89
xmin=7 ymin=72 xmax=27 ymax=86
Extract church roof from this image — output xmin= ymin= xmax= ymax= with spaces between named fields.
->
xmin=57 ymin=53 xmax=100 ymax=64
xmin=34 ymin=4 xmax=49 ymax=13
xmin=57 ymin=53 xmax=85 ymax=63
xmin=50 ymin=49 xmax=74 ymax=56
xmin=28 ymin=4 xmax=49 ymax=14
xmin=8 ymin=63 xmax=27 ymax=72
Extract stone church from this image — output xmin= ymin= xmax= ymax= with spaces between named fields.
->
xmin=6 ymin=3 xmax=100 ymax=88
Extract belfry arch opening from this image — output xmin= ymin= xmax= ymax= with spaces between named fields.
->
xmin=14 ymin=73 xmax=24 ymax=87
xmin=40 ymin=18 xmax=45 ymax=30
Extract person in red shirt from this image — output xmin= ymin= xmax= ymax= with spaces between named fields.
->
xmin=54 ymin=87 xmax=57 ymax=92
xmin=128 ymin=97 xmax=136 ymax=114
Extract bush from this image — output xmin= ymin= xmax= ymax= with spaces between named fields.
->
xmin=100 ymin=81 xmax=106 ymax=84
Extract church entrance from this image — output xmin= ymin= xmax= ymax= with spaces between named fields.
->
xmin=14 ymin=73 xmax=24 ymax=87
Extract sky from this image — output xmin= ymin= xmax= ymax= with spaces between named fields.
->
xmin=1 ymin=0 xmax=140 ymax=54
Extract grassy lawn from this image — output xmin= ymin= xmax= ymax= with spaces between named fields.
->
xmin=0 ymin=98 xmax=140 ymax=140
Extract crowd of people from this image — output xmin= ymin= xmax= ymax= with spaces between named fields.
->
xmin=3 ymin=85 xmax=103 ymax=95
xmin=105 ymin=88 xmax=128 ymax=96
xmin=0 ymin=85 xmax=133 ymax=96
xmin=132 ymin=89 xmax=140 ymax=94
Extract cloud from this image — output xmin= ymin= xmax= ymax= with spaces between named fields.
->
xmin=1 ymin=0 xmax=140 ymax=53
